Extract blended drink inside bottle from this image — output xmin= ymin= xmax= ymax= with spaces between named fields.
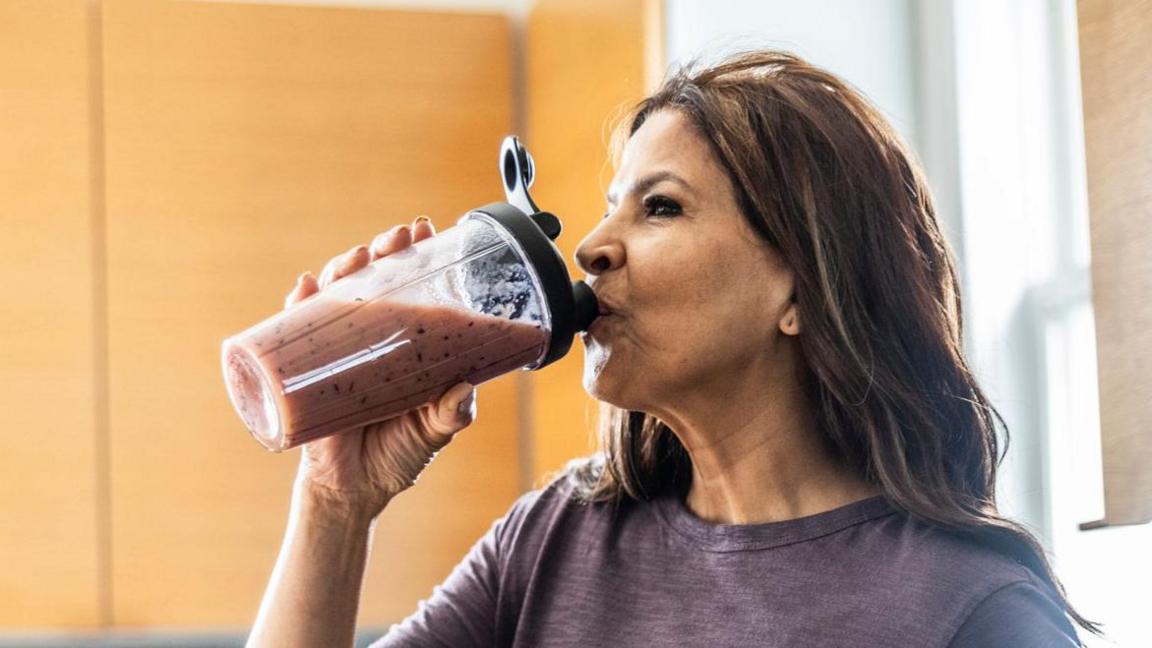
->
xmin=223 ymin=292 xmax=547 ymax=450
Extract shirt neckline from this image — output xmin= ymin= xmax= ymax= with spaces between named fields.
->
xmin=653 ymin=490 xmax=898 ymax=553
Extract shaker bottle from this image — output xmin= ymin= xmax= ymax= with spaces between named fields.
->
xmin=222 ymin=136 xmax=600 ymax=451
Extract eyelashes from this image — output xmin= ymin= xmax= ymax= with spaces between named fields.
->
xmin=643 ymin=195 xmax=682 ymax=218
xmin=601 ymin=195 xmax=683 ymax=220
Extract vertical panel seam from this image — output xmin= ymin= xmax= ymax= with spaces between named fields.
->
xmin=643 ymin=0 xmax=667 ymax=92
xmin=86 ymin=0 xmax=113 ymax=628
xmin=509 ymin=9 xmax=535 ymax=494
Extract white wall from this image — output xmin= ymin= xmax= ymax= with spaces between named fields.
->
xmin=666 ymin=0 xmax=919 ymax=145
xmin=663 ymin=0 xmax=967 ymax=278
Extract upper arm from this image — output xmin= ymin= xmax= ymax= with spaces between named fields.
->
xmin=948 ymin=579 xmax=1082 ymax=648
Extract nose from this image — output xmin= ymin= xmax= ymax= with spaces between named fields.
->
xmin=574 ymin=220 xmax=625 ymax=276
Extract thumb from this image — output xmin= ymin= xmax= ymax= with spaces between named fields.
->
xmin=428 ymin=381 xmax=476 ymax=437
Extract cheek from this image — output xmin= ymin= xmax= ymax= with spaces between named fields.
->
xmin=581 ymin=239 xmax=774 ymax=369
xmin=650 ymin=256 xmax=776 ymax=360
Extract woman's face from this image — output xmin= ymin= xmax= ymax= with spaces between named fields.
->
xmin=574 ymin=109 xmax=799 ymax=414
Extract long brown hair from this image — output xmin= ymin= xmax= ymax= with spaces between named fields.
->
xmin=567 ymin=50 xmax=1099 ymax=637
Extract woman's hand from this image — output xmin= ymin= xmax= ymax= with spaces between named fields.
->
xmin=284 ymin=216 xmax=477 ymax=518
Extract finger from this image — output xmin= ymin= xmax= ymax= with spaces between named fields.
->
xmin=317 ymin=255 xmax=340 ymax=289
xmin=284 ymin=271 xmax=318 ymax=308
xmin=369 ymin=225 xmax=403 ymax=260
xmin=412 ymin=215 xmax=436 ymax=243
xmin=333 ymin=245 xmax=370 ymax=282
xmin=369 ymin=224 xmax=412 ymax=261
xmin=318 ymin=245 xmax=365 ymax=289
xmin=299 ymin=272 xmax=319 ymax=299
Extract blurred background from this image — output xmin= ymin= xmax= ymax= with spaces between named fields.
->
xmin=1 ymin=0 xmax=1148 ymax=645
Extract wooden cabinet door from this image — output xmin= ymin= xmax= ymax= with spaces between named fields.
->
xmin=101 ymin=0 xmax=519 ymax=625
xmin=1078 ymin=0 xmax=1152 ymax=527
xmin=0 ymin=0 xmax=103 ymax=627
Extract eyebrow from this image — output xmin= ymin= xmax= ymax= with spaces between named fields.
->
xmin=606 ymin=171 xmax=694 ymax=207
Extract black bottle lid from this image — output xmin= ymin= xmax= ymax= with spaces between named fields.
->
xmin=467 ymin=136 xmax=599 ymax=370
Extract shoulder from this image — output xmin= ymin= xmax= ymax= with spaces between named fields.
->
xmin=842 ymin=505 xmax=1024 ymax=580
xmin=947 ymin=573 xmax=1081 ymax=647
xmin=848 ymin=509 xmax=1076 ymax=641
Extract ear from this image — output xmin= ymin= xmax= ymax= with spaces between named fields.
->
xmin=779 ymin=302 xmax=801 ymax=336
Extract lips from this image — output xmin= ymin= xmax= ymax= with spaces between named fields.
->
xmin=593 ymin=294 xmax=620 ymax=317
xmin=583 ymin=312 xmax=612 ymax=338
xmin=582 ymin=289 xmax=618 ymax=338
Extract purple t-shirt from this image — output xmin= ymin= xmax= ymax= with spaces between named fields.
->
xmin=371 ymin=470 xmax=1080 ymax=647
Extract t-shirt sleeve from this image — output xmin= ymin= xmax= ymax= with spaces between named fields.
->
xmin=366 ymin=488 xmax=540 ymax=648
xmin=948 ymin=579 xmax=1082 ymax=648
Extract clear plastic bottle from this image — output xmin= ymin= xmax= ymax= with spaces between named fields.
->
xmin=222 ymin=137 xmax=598 ymax=451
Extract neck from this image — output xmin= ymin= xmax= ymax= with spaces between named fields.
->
xmin=653 ymin=351 xmax=879 ymax=525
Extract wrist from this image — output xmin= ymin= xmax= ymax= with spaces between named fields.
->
xmin=293 ymin=478 xmax=389 ymax=531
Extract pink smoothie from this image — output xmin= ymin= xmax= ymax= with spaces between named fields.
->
xmin=223 ymin=293 xmax=547 ymax=450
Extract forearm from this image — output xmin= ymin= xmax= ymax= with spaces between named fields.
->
xmin=247 ymin=482 xmax=383 ymax=648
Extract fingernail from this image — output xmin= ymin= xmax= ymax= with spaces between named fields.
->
xmin=415 ymin=215 xmax=431 ymax=225
xmin=296 ymin=272 xmax=308 ymax=286
xmin=456 ymin=389 xmax=475 ymax=415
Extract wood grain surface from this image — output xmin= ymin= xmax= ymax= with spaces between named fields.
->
xmin=100 ymin=0 xmax=519 ymax=625
xmin=0 ymin=0 xmax=103 ymax=627
xmin=1078 ymin=0 xmax=1152 ymax=526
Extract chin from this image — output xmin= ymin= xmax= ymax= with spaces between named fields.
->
xmin=581 ymin=343 xmax=642 ymax=410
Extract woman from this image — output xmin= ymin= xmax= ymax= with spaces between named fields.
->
xmin=247 ymin=51 xmax=1096 ymax=647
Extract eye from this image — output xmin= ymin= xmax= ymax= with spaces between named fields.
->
xmin=643 ymin=195 xmax=682 ymax=218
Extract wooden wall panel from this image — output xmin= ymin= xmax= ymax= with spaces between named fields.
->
xmin=1078 ymin=0 xmax=1152 ymax=526
xmin=101 ymin=0 xmax=518 ymax=625
xmin=0 ymin=0 xmax=102 ymax=627
xmin=525 ymin=0 xmax=663 ymax=483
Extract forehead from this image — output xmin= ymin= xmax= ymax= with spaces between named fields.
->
xmin=610 ymin=109 xmax=731 ymax=200
xmin=619 ymin=109 xmax=708 ymax=169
